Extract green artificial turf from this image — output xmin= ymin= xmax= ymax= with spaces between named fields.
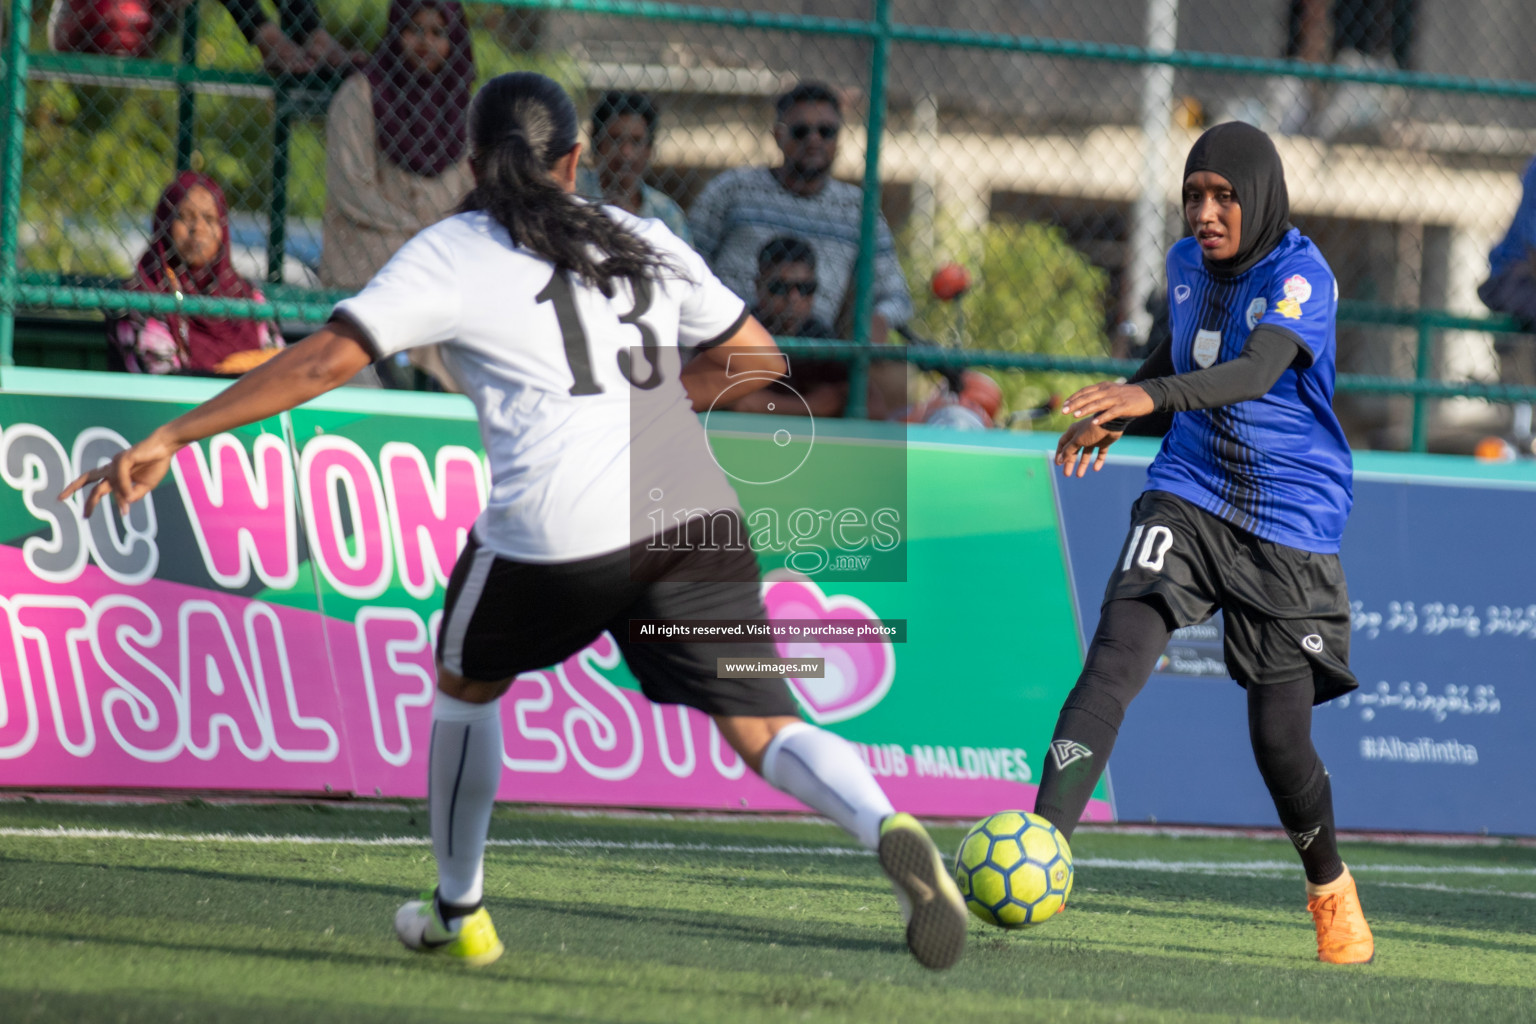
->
xmin=1 ymin=799 xmax=1533 ymax=1023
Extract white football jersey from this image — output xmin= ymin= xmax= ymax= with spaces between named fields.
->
xmin=334 ymin=208 xmax=748 ymax=563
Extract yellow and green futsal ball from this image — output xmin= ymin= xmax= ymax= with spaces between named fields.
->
xmin=953 ymin=810 xmax=1074 ymax=928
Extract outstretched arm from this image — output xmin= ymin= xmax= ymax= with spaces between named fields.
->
xmin=1055 ymin=337 xmax=1174 ymax=476
xmin=1065 ymin=327 xmax=1299 ymax=428
xmin=1055 ymin=417 xmax=1124 ymax=478
xmin=1137 ymin=327 xmax=1300 ymax=412
xmin=1056 ymin=328 xmax=1300 ymax=477
xmin=1093 ymin=337 xmax=1175 ymax=432
xmin=61 ymin=322 xmax=375 ymax=515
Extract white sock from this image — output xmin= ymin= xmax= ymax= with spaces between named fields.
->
xmin=428 ymin=692 xmax=503 ymax=908
xmin=760 ymin=722 xmax=894 ymax=849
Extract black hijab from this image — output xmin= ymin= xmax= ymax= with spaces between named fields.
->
xmin=1183 ymin=122 xmax=1292 ymax=279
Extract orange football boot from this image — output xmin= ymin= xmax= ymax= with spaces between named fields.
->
xmin=1307 ymin=865 xmax=1375 ymax=964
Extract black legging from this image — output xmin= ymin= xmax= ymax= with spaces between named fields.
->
xmin=1034 ymin=597 xmax=1343 ymax=883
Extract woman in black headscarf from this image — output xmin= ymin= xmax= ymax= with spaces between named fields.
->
xmin=1030 ymin=123 xmax=1374 ymax=965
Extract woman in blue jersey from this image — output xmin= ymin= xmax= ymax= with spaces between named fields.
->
xmin=1038 ymin=122 xmax=1373 ymax=965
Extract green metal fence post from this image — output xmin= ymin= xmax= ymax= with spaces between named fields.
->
xmin=0 ymin=0 xmax=32 ymax=372
xmin=175 ymin=2 xmax=201 ymax=171
xmin=1410 ymin=318 xmax=1433 ymax=452
xmin=846 ymin=0 xmax=891 ymax=419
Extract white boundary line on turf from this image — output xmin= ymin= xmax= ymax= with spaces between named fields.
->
xmin=5 ymin=796 xmax=1532 ymax=849
xmin=4 ymin=828 xmax=1536 ymax=881
xmin=1072 ymin=823 xmax=1536 ymax=849
xmin=0 ymin=827 xmax=869 ymax=857
xmin=1376 ymin=881 xmax=1536 ymax=900
xmin=1077 ymin=857 xmax=1536 ymax=877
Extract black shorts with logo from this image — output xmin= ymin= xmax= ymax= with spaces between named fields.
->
xmin=437 ymin=514 xmax=800 ymax=718
xmin=1104 ymin=490 xmax=1357 ymax=704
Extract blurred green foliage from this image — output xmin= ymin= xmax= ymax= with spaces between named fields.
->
xmin=17 ymin=0 xmax=581 ymax=280
xmin=901 ymin=212 xmax=1110 ymax=430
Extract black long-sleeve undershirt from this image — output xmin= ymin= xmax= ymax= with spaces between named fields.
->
xmin=1104 ymin=325 xmax=1302 ymax=430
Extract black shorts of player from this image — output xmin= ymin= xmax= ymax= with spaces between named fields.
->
xmin=436 ymin=513 xmax=800 ymax=719
xmin=1103 ymin=490 xmax=1358 ymax=704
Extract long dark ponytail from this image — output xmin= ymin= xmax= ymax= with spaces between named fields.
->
xmin=459 ymin=72 xmax=678 ymax=296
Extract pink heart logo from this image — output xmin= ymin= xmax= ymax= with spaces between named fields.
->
xmin=761 ymin=573 xmax=895 ymax=724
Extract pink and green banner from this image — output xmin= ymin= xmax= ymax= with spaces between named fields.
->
xmin=0 ymin=369 xmax=1106 ymax=820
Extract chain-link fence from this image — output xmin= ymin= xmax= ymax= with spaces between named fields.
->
xmin=3 ymin=0 xmax=1536 ymax=447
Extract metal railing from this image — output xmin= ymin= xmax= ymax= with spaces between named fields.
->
xmin=3 ymin=0 xmax=1534 ymax=450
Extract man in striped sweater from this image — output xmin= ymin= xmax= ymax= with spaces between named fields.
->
xmin=689 ymin=81 xmax=912 ymax=416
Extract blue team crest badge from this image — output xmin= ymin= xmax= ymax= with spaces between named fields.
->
xmin=1193 ymin=329 xmax=1221 ymax=368
xmin=1246 ymin=297 xmax=1267 ymax=329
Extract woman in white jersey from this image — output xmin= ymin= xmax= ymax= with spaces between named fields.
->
xmin=64 ymin=72 xmax=966 ymax=972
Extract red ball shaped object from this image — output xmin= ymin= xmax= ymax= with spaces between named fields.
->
xmin=52 ymin=0 xmax=155 ymax=57
xmin=931 ymin=263 xmax=971 ymax=301
xmin=958 ymin=371 xmax=1003 ymax=422
xmin=1473 ymin=436 xmax=1517 ymax=463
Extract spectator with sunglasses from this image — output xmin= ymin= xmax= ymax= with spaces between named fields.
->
xmin=730 ymin=236 xmax=851 ymax=418
xmin=689 ymin=81 xmax=912 ymax=384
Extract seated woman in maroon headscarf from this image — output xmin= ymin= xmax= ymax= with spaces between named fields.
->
xmin=111 ymin=171 xmax=283 ymax=375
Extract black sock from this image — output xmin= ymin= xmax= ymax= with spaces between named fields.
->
xmin=1034 ymin=688 xmax=1125 ymax=842
xmin=1034 ymin=598 xmax=1171 ymax=841
xmin=1272 ymin=761 xmax=1344 ymax=885
xmin=1247 ymin=678 xmax=1344 ymax=885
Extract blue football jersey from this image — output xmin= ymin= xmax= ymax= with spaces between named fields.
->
xmin=1144 ymin=228 xmax=1353 ymax=553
